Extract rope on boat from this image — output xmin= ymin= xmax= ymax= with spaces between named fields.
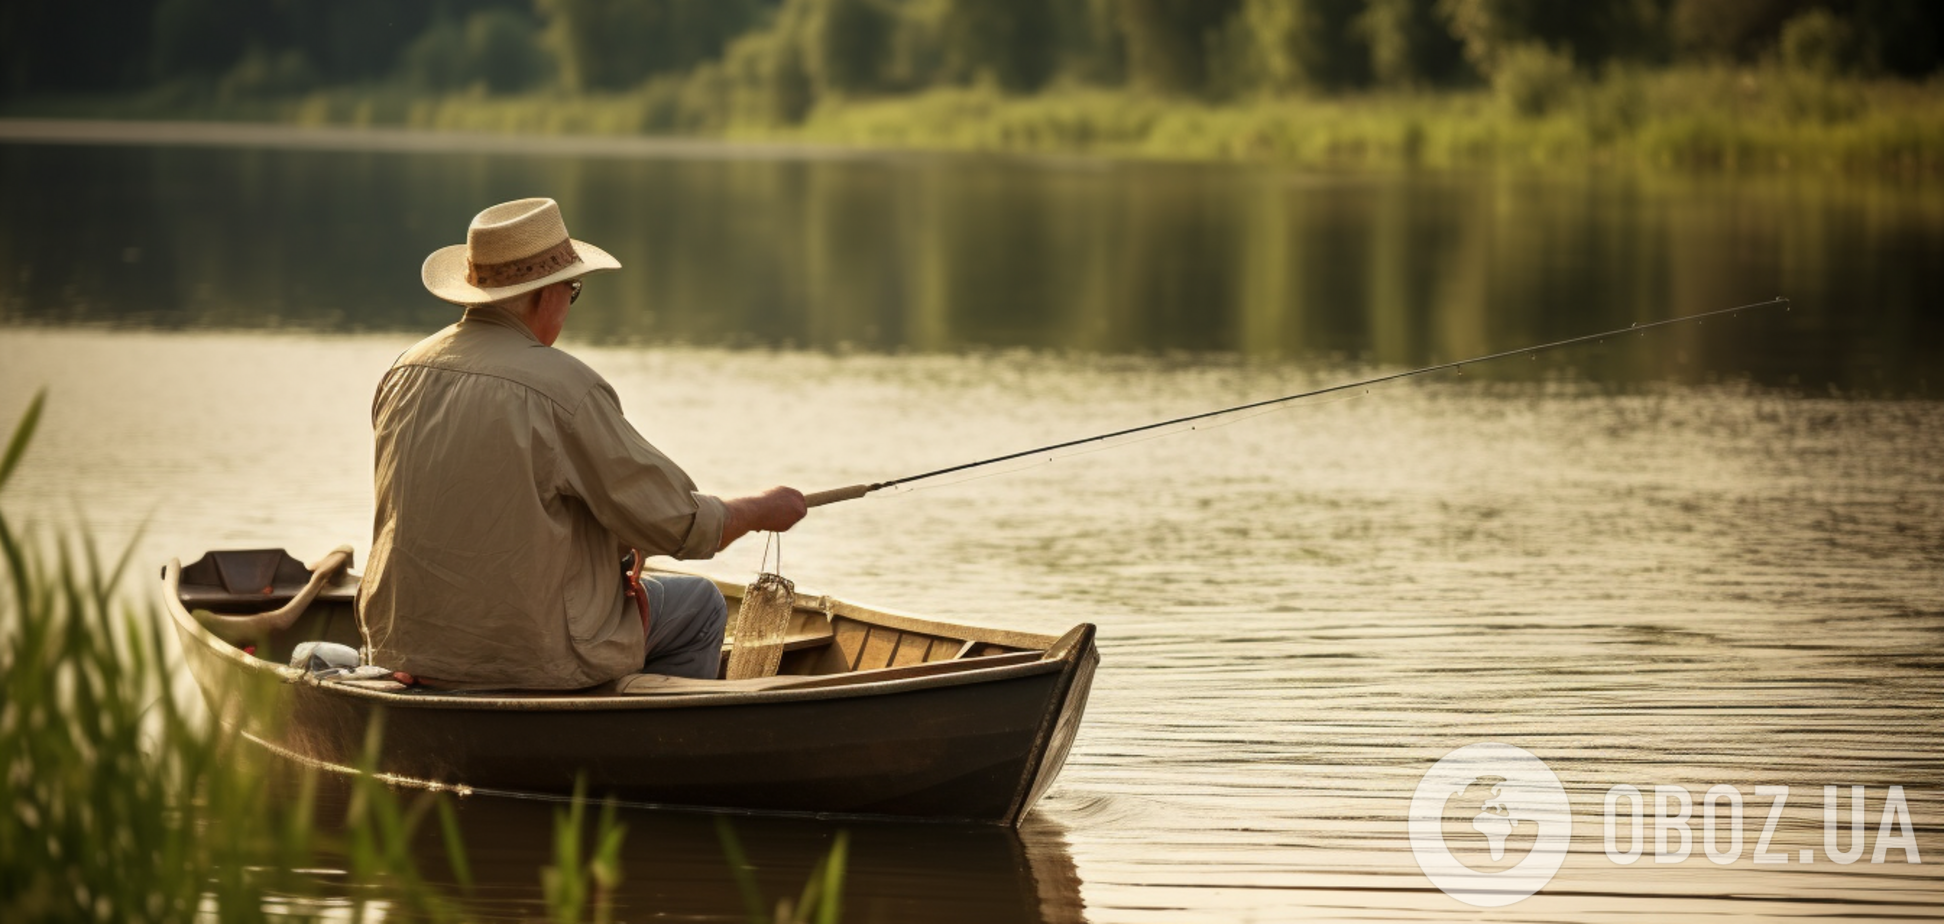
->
xmin=191 ymin=545 xmax=355 ymax=644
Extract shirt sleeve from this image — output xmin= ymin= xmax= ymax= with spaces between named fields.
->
xmin=556 ymin=383 xmax=727 ymax=560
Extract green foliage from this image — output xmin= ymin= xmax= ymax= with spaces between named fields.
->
xmin=1493 ymin=42 xmax=1577 ymax=117
xmin=541 ymin=780 xmax=627 ymax=924
xmin=1779 ymin=8 xmax=1858 ymax=78
xmin=402 ymin=8 xmax=556 ymax=93
xmin=1115 ymin=0 xmax=1242 ymax=94
xmin=151 ymin=0 xmax=258 ymax=81
xmin=1438 ymin=0 xmax=1661 ymax=79
xmin=801 ymin=0 xmax=894 ymax=96
xmin=217 ymin=46 xmax=320 ymax=99
xmin=540 ymin=0 xmax=770 ymax=92
xmin=773 ymin=66 xmax=1944 ymax=174
xmin=1356 ymin=0 xmax=1468 ymax=88
xmin=1670 ymin=0 xmax=1809 ymax=62
xmin=0 ymin=390 xmax=43 ymax=491
xmin=5 ymin=0 xmax=1944 ymax=178
xmin=148 ymin=0 xmax=454 ymax=87
xmin=8 ymin=0 xmax=1943 ymax=108
xmin=935 ymin=0 xmax=1060 ymax=91
xmin=1234 ymin=0 xmax=1369 ymax=93
xmin=719 ymin=22 xmax=817 ymax=125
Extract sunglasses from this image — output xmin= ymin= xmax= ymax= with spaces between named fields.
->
xmin=568 ymin=279 xmax=582 ymax=305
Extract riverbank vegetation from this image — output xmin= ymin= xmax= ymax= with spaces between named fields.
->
xmin=4 ymin=1 xmax=1942 ymax=174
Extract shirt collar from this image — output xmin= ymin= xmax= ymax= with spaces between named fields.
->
xmin=461 ymin=303 xmax=543 ymax=345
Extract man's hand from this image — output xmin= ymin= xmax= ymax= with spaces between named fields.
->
xmin=718 ymin=486 xmax=808 ymax=551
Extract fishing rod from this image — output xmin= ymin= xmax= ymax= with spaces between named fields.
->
xmin=801 ymin=296 xmax=1791 ymax=507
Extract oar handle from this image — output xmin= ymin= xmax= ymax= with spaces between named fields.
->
xmin=805 ymin=484 xmax=871 ymax=508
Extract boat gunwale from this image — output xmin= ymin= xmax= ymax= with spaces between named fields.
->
xmin=690 ymin=569 xmax=1065 ymax=652
xmin=164 ymin=558 xmax=1082 ymax=711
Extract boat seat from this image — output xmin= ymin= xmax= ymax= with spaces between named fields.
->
xmin=721 ymin=628 xmax=834 ymax=653
xmin=604 ymin=673 xmax=816 ymax=695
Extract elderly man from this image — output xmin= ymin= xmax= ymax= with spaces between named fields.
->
xmin=358 ymin=198 xmax=806 ymax=690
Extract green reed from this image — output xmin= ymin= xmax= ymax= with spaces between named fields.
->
xmin=717 ymin=818 xmax=847 ymax=924
xmin=0 ymin=391 xmax=844 ymax=922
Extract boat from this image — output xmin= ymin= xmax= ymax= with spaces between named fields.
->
xmin=161 ymin=547 xmax=1097 ymax=827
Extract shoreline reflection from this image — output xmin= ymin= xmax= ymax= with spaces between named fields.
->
xmin=1 ymin=133 xmax=1937 ymax=393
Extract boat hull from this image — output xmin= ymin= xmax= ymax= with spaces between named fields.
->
xmin=167 ymin=552 xmax=1096 ymax=826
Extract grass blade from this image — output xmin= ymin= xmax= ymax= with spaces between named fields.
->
xmin=714 ymin=817 xmax=768 ymax=924
xmin=0 ymin=388 xmax=46 ymax=492
xmin=436 ymin=796 xmax=474 ymax=892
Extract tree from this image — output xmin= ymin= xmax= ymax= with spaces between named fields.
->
xmin=1113 ymin=0 xmax=1243 ymax=94
xmin=801 ymin=0 xmax=891 ymax=95
xmin=540 ymin=0 xmax=770 ymax=91
xmin=1437 ymin=0 xmax=1661 ymax=77
xmin=1355 ymin=0 xmax=1467 ymax=88
xmin=150 ymin=0 xmax=260 ymax=82
xmin=1232 ymin=0 xmax=1369 ymax=92
xmin=938 ymin=0 xmax=1061 ymax=91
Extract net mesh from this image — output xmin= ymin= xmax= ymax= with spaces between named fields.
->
xmin=725 ymin=572 xmax=795 ymax=680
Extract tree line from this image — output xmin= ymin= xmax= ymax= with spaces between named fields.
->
xmin=5 ymin=0 xmax=1939 ymax=110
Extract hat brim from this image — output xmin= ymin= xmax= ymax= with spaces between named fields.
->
xmin=421 ymin=239 xmax=622 ymax=306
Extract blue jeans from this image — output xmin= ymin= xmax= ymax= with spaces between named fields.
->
xmin=638 ymin=574 xmax=728 ymax=679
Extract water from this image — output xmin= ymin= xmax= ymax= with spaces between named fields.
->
xmin=2 ymin=123 xmax=1941 ymax=921
xmin=3 ymin=120 xmax=1940 ymax=393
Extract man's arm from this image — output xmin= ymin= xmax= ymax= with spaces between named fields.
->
xmin=718 ymin=486 xmax=809 ymax=552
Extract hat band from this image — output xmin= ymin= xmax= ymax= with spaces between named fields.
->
xmin=466 ymin=238 xmax=582 ymax=288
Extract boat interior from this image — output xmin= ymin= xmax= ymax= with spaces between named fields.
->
xmin=170 ymin=548 xmax=1081 ymax=696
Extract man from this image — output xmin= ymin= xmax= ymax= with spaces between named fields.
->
xmin=358 ymin=198 xmax=806 ymax=690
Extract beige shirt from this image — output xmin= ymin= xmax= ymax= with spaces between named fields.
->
xmin=358 ymin=305 xmax=726 ymax=689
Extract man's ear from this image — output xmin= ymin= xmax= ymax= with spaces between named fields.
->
xmin=513 ymin=288 xmax=544 ymax=317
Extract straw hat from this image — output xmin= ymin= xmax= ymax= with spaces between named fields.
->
xmin=422 ymin=198 xmax=621 ymax=305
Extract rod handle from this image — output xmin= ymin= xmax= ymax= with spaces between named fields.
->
xmin=805 ymin=484 xmax=871 ymax=508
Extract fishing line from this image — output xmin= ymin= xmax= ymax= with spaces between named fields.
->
xmin=801 ymin=297 xmax=1790 ymax=507
xmin=758 ymin=530 xmax=780 ymax=575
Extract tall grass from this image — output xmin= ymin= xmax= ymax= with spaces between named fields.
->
xmin=0 ymin=390 xmax=843 ymax=923
xmin=777 ymin=67 xmax=1944 ymax=174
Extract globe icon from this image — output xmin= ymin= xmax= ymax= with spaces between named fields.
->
xmin=1471 ymin=784 xmax=1522 ymax=860
xmin=1436 ymin=774 xmax=1542 ymax=871
xmin=1410 ymin=742 xmax=1574 ymax=908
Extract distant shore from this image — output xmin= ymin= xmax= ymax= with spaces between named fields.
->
xmin=6 ymin=67 xmax=1941 ymax=175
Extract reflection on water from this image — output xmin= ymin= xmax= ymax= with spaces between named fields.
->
xmin=1 ymin=125 xmax=1940 ymax=391
xmin=286 ymin=769 xmax=1083 ymax=923
xmin=2 ymin=329 xmax=1938 ymax=922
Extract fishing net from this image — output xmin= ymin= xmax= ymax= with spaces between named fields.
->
xmin=725 ymin=571 xmax=795 ymax=680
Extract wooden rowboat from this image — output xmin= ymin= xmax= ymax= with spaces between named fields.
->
xmin=162 ymin=548 xmax=1097 ymax=827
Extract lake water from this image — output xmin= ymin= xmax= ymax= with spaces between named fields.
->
xmin=1 ymin=121 xmax=1941 ymax=922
